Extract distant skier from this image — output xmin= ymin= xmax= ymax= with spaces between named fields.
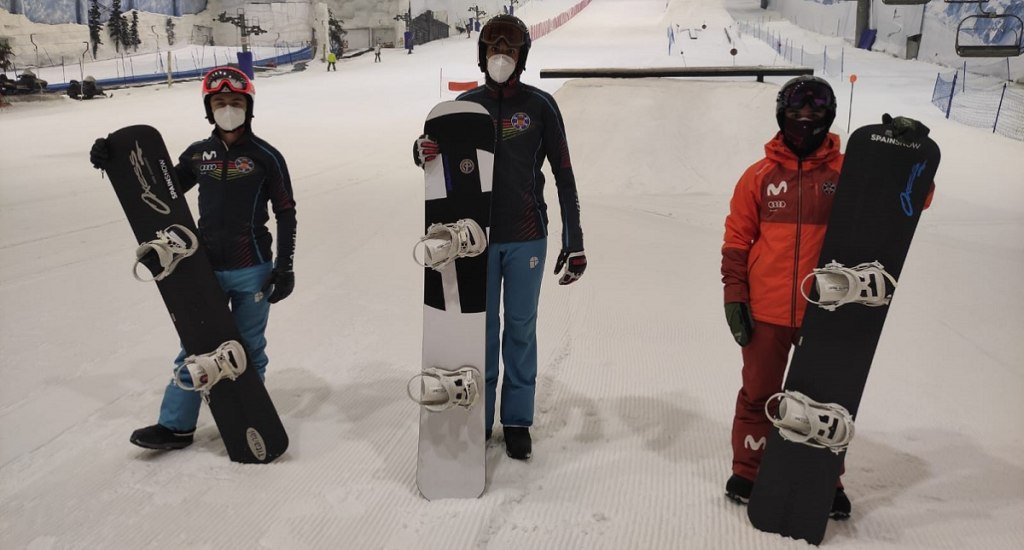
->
xmin=327 ymin=51 xmax=337 ymax=71
xmin=720 ymin=75 xmax=932 ymax=518
xmin=413 ymin=15 xmax=587 ymax=461
xmin=90 ymin=67 xmax=297 ymax=451
xmin=374 ymin=41 xmax=382 ymax=63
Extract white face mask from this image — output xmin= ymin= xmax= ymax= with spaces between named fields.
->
xmin=213 ymin=105 xmax=246 ymax=132
xmin=486 ymin=54 xmax=516 ymax=84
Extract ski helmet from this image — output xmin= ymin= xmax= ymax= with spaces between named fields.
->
xmin=201 ymin=66 xmax=255 ymax=125
xmin=775 ymin=75 xmax=836 ymax=156
xmin=477 ymin=15 xmax=532 ymax=76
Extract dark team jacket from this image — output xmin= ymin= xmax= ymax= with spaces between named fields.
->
xmin=457 ymin=81 xmax=584 ymax=252
xmin=174 ymin=130 xmax=297 ymax=272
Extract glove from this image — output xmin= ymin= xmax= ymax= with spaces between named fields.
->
xmin=553 ymin=250 xmax=587 ymax=285
xmin=724 ymin=302 xmax=755 ymax=347
xmin=261 ymin=269 xmax=295 ymax=304
xmin=882 ymin=113 xmax=930 ymax=143
xmin=413 ymin=134 xmax=440 ymax=167
xmin=90 ymin=137 xmax=110 ymax=170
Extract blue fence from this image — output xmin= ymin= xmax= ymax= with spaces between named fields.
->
xmin=931 ymin=70 xmax=1024 ymax=142
xmin=43 ymin=46 xmax=313 ymax=93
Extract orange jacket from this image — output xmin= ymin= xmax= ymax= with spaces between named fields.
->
xmin=722 ymin=132 xmax=844 ymax=327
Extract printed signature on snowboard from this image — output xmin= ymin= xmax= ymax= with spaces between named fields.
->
xmin=900 ymin=161 xmax=927 ymax=217
xmin=130 ymin=142 xmax=171 ymax=215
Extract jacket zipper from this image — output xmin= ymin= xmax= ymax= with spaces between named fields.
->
xmin=792 ymin=161 xmax=803 ymax=328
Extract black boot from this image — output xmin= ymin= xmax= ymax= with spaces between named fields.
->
xmin=725 ymin=474 xmax=754 ymax=504
xmin=130 ymin=424 xmax=194 ymax=450
xmin=830 ymin=488 xmax=851 ymax=519
xmin=504 ymin=426 xmax=532 ymax=460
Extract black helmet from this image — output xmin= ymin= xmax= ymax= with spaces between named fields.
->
xmin=477 ymin=15 xmax=532 ymax=75
xmin=776 ymin=75 xmax=837 ymax=156
xmin=775 ymin=75 xmax=836 ymax=129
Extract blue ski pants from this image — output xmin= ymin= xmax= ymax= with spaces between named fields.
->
xmin=158 ymin=262 xmax=273 ymax=432
xmin=486 ymin=238 xmax=547 ymax=430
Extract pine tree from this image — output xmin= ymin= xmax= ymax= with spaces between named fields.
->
xmin=88 ymin=0 xmax=103 ymax=58
xmin=0 ymin=38 xmax=14 ymax=72
xmin=166 ymin=17 xmax=176 ymax=47
xmin=328 ymin=9 xmax=347 ymax=54
xmin=108 ymin=0 xmax=124 ymax=52
xmin=129 ymin=11 xmax=141 ymax=51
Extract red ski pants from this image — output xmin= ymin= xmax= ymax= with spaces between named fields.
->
xmin=730 ymin=321 xmax=844 ymax=485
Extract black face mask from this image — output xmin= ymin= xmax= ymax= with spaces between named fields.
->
xmin=781 ymin=116 xmax=831 ymax=158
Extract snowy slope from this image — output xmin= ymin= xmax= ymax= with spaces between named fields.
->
xmin=0 ymin=0 xmax=1022 ymax=548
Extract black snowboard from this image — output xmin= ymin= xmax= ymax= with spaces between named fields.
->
xmin=104 ymin=125 xmax=288 ymax=464
xmin=747 ymin=123 xmax=940 ymax=544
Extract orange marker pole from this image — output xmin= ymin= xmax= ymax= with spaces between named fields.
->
xmin=848 ymin=73 xmax=858 ymax=131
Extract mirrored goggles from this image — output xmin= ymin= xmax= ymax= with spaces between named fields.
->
xmin=202 ymin=68 xmax=253 ymax=95
xmin=480 ymin=21 xmax=528 ymax=48
xmin=782 ymin=81 xmax=833 ymax=109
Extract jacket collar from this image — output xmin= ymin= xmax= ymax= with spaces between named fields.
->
xmin=764 ymin=131 xmax=841 ymax=170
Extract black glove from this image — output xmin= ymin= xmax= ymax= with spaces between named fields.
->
xmin=724 ymin=302 xmax=755 ymax=347
xmin=553 ymin=249 xmax=587 ymax=285
xmin=882 ymin=113 xmax=930 ymax=143
xmin=262 ymin=269 xmax=295 ymax=304
xmin=90 ymin=137 xmax=110 ymax=170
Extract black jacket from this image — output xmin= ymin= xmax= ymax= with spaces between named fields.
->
xmin=457 ymin=80 xmax=584 ymax=252
xmin=175 ymin=131 xmax=296 ymax=271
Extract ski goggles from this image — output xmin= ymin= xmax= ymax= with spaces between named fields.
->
xmin=780 ymin=80 xmax=833 ymax=110
xmin=480 ymin=19 xmax=529 ymax=48
xmin=202 ymin=67 xmax=254 ymax=96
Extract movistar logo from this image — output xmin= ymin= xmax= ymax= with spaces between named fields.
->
xmin=767 ymin=181 xmax=788 ymax=196
xmin=744 ymin=435 xmax=767 ymax=450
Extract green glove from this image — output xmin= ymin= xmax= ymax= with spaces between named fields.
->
xmin=725 ymin=302 xmax=755 ymax=347
xmin=882 ymin=113 xmax=930 ymax=143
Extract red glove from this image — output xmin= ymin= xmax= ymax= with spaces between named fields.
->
xmin=414 ymin=135 xmax=440 ymax=166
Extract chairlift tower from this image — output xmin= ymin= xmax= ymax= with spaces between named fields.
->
xmin=216 ymin=9 xmax=267 ymax=53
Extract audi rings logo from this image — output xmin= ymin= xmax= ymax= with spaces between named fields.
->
xmin=459 ymin=158 xmax=476 ymax=174
xmin=767 ymin=200 xmax=787 ymax=210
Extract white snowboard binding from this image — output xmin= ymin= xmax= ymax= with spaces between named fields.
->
xmin=801 ymin=260 xmax=897 ymax=311
xmin=133 ymin=224 xmax=199 ymax=282
xmin=766 ymin=391 xmax=855 ymax=454
xmin=412 ymin=218 xmax=487 ymax=271
xmin=407 ymin=366 xmax=481 ymax=412
xmin=173 ymin=340 xmax=247 ymax=393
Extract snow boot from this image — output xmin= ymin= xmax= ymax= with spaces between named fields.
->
xmin=725 ymin=474 xmax=754 ymax=504
xmin=831 ymin=488 xmax=852 ymax=519
xmin=504 ymin=426 xmax=532 ymax=460
xmin=129 ymin=424 xmax=195 ymax=450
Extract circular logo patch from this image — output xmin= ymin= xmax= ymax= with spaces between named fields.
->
xmin=459 ymin=159 xmax=476 ymax=174
xmin=822 ymin=181 xmax=836 ymax=195
xmin=234 ymin=157 xmax=255 ymax=173
xmin=510 ymin=112 xmax=531 ymax=131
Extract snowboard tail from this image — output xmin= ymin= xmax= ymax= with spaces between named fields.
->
xmin=105 ymin=125 xmax=288 ymax=464
xmin=747 ymin=124 xmax=940 ymax=544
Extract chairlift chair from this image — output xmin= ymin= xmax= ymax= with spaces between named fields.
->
xmin=950 ymin=2 xmax=1024 ymax=57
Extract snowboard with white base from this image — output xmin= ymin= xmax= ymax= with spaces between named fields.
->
xmin=411 ymin=101 xmax=494 ymax=500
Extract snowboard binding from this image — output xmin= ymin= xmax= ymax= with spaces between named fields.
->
xmin=801 ymin=260 xmax=897 ymax=311
xmin=407 ymin=366 xmax=481 ymax=412
xmin=173 ymin=340 xmax=248 ymax=394
xmin=766 ymin=391 xmax=855 ymax=454
xmin=413 ymin=218 xmax=487 ymax=271
xmin=133 ymin=224 xmax=199 ymax=282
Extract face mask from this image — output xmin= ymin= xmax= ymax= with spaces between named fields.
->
xmin=487 ymin=54 xmax=516 ymax=84
xmin=781 ymin=116 xmax=830 ymax=158
xmin=213 ymin=105 xmax=246 ymax=132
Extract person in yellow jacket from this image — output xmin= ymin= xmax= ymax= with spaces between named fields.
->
xmin=327 ymin=51 xmax=337 ymax=71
